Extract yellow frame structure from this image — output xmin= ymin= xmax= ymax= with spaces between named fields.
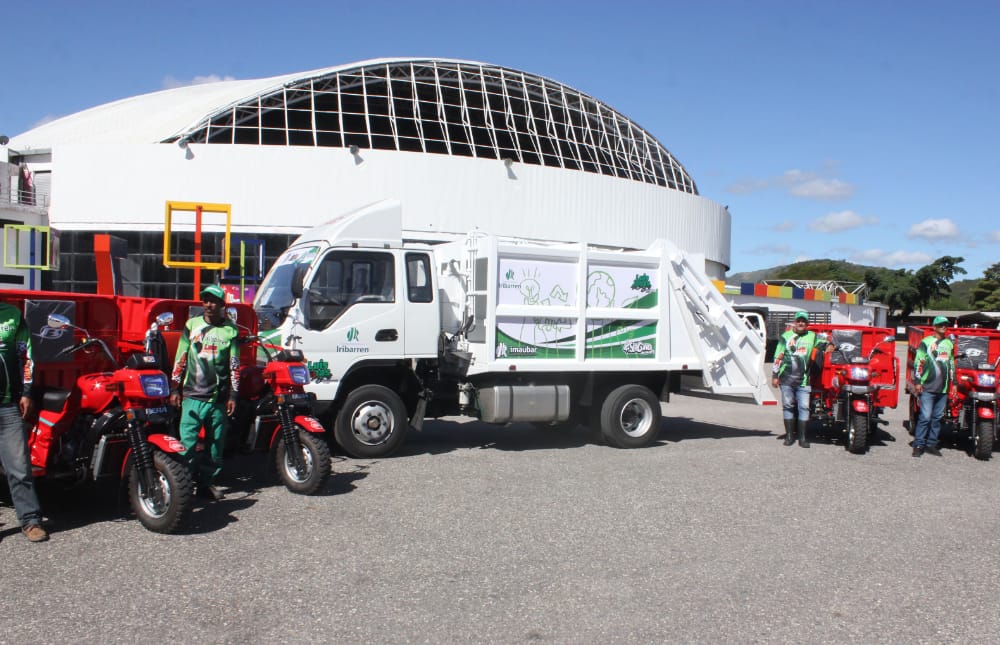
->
xmin=3 ymin=224 xmax=54 ymax=270
xmin=163 ymin=201 xmax=232 ymax=269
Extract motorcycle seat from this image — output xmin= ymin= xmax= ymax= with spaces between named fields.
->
xmin=41 ymin=389 xmax=72 ymax=413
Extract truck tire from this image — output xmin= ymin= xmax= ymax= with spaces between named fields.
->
xmin=973 ymin=418 xmax=994 ymax=461
xmin=335 ymin=385 xmax=409 ymax=458
xmin=599 ymin=384 xmax=662 ymax=449
xmin=846 ymin=411 xmax=869 ymax=454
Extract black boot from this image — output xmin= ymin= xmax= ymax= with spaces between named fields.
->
xmin=797 ymin=419 xmax=809 ymax=448
xmin=783 ymin=419 xmax=796 ymax=446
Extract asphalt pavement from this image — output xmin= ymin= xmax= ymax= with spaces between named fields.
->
xmin=2 ymin=347 xmax=999 ymax=643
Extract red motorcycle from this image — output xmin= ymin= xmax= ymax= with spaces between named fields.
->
xmin=907 ymin=327 xmax=1000 ymax=460
xmin=29 ymin=313 xmax=194 ymax=533
xmin=232 ymin=334 xmax=331 ymax=494
xmin=810 ymin=325 xmax=899 ymax=453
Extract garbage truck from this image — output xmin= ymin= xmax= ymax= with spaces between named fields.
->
xmin=253 ymin=200 xmax=775 ymax=458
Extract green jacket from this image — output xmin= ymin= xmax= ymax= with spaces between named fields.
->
xmin=170 ymin=316 xmax=241 ymax=403
xmin=913 ymin=334 xmax=954 ymax=394
xmin=772 ymin=329 xmax=824 ymax=387
xmin=0 ymin=302 xmax=33 ymax=405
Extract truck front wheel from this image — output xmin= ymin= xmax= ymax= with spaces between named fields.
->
xmin=335 ymin=385 xmax=409 ymax=458
xmin=599 ymin=384 xmax=662 ymax=449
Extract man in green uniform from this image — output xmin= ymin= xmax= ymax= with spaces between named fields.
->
xmin=771 ymin=311 xmax=826 ymax=448
xmin=0 ymin=301 xmax=48 ymax=541
xmin=911 ymin=316 xmax=954 ymax=457
xmin=169 ymin=285 xmax=241 ymax=500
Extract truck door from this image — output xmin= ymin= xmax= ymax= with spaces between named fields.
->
xmin=403 ymin=252 xmax=438 ymax=357
xmin=297 ymin=249 xmax=403 ymax=386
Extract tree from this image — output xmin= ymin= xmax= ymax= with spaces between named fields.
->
xmin=865 ymin=256 xmax=966 ymax=317
xmin=970 ymin=262 xmax=1000 ymax=310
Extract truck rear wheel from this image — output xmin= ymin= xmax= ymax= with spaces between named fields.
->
xmin=973 ymin=418 xmax=994 ymax=461
xmin=335 ymin=385 xmax=409 ymax=458
xmin=599 ymin=384 xmax=662 ymax=449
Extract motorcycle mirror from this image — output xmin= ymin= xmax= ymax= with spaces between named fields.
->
xmin=155 ymin=312 xmax=174 ymax=327
xmin=46 ymin=313 xmax=71 ymax=329
xmin=882 ymin=335 xmax=894 ymax=344
xmin=226 ymin=306 xmax=239 ymax=322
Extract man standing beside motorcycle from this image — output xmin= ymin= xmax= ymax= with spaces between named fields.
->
xmin=911 ymin=316 xmax=954 ymax=458
xmin=771 ymin=311 xmax=827 ymax=448
xmin=0 ymin=301 xmax=48 ymax=541
xmin=169 ymin=285 xmax=241 ymax=500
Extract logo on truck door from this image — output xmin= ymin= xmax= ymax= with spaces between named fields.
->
xmin=336 ymin=327 xmax=369 ymax=354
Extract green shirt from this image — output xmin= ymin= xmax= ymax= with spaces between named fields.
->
xmin=772 ymin=329 xmax=824 ymax=387
xmin=913 ymin=334 xmax=954 ymax=394
xmin=0 ymin=302 xmax=33 ymax=404
xmin=170 ymin=316 xmax=241 ymax=403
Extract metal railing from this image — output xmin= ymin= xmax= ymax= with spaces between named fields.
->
xmin=0 ymin=186 xmax=49 ymax=208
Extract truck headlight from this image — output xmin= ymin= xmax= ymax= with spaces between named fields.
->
xmin=140 ymin=374 xmax=170 ymax=397
xmin=975 ymin=373 xmax=996 ymax=388
xmin=288 ymin=365 xmax=310 ymax=385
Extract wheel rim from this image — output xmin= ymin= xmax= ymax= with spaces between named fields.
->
xmin=137 ymin=469 xmax=171 ymax=519
xmin=283 ymin=443 xmax=315 ymax=483
xmin=349 ymin=401 xmax=395 ymax=446
xmin=618 ymin=398 xmax=655 ymax=438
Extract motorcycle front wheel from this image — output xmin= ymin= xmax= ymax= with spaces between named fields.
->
xmin=973 ymin=417 xmax=994 ymax=461
xmin=846 ymin=409 xmax=869 ymax=454
xmin=128 ymin=451 xmax=194 ymax=534
xmin=274 ymin=427 xmax=332 ymax=495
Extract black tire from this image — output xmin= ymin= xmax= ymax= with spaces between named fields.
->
xmin=128 ymin=451 xmax=194 ymax=534
xmin=274 ymin=427 xmax=332 ymax=494
xmin=973 ymin=417 xmax=994 ymax=461
xmin=335 ymin=385 xmax=409 ymax=458
xmin=599 ymin=384 xmax=662 ymax=449
xmin=846 ymin=410 xmax=869 ymax=454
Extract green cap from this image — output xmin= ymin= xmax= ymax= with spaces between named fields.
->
xmin=794 ymin=311 xmax=809 ymax=321
xmin=932 ymin=315 xmax=948 ymax=326
xmin=201 ymin=284 xmax=226 ymax=302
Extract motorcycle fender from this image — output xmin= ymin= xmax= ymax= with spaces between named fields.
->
xmin=148 ymin=433 xmax=187 ymax=454
xmin=268 ymin=415 xmax=325 ymax=448
xmin=977 ymin=406 xmax=995 ymax=420
xmin=852 ymin=398 xmax=870 ymax=414
xmin=118 ymin=436 xmax=186 ymax=478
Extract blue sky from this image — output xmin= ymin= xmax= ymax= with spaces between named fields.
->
xmin=3 ymin=0 xmax=998 ymax=278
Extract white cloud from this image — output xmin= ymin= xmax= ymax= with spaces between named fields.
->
xmin=990 ymin=230 xmax=1000 ymax=242
xmin=161 ymin=74 xmax=237 ymax=89
xmin=907 ymin=218 xmax=959 ymax=240
xmin=725 ymin=166 xmax=854 ymax=201
xmin=773 ymin=220 xmax=795 ymax=232
xmin=850 ymin=249 xmax=932 ymax=267
xmin=748 ymin=243 xmax=791 ymax=256
xmin=788 ymin=178 xmax=854 ymax=200
xmin=808 ymin=210 xmax=877 ymax=233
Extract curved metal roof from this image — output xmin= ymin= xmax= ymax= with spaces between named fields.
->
xmin=9 ymin=58 xmax=696 ymax=193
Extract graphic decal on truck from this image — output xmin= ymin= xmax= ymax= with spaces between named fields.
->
xmin=336 ymin=327 xmax=369 ymax=354
xmin=584 ymin=320 xmax=657 ymax=359
xmin=495 ymin=326 xmax=576 ymax=359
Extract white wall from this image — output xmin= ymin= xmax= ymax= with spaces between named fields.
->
xmin=50 ymin=143 xmax=732 ymax=277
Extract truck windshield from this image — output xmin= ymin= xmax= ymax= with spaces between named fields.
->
xmin=254 ymin=245 xmax=320 ymax=330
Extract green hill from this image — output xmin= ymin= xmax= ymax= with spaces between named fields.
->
xmin=726 ymin=259 xmax=979 ymax=309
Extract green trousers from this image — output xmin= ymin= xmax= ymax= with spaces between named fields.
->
xmin=178 ymin=397 xmax=229 ymax=486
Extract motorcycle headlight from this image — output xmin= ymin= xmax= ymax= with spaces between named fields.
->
xmin=288 ymin=365 xmax=310 ymax=385
xmin=849 ymin=366 xmax=870 ymax=381
xmin=140 ymin=373 xmax=170 ymax=397
xmin=975 ymin=373 xmax=997 ymax=388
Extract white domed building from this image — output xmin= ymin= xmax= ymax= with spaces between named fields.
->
xmin=1 ymin=58 xmax=731 ymax=297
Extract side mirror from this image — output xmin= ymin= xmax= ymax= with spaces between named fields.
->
xmin=47 ymin=314 xmax=71 ymax=329
xmin=882 ymin=335 xmax=894 ymax=344
xmin=155 ymin=312 xmax=174 ymax=327
xmin=291 ymin=265 xmax=307 ymax=300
